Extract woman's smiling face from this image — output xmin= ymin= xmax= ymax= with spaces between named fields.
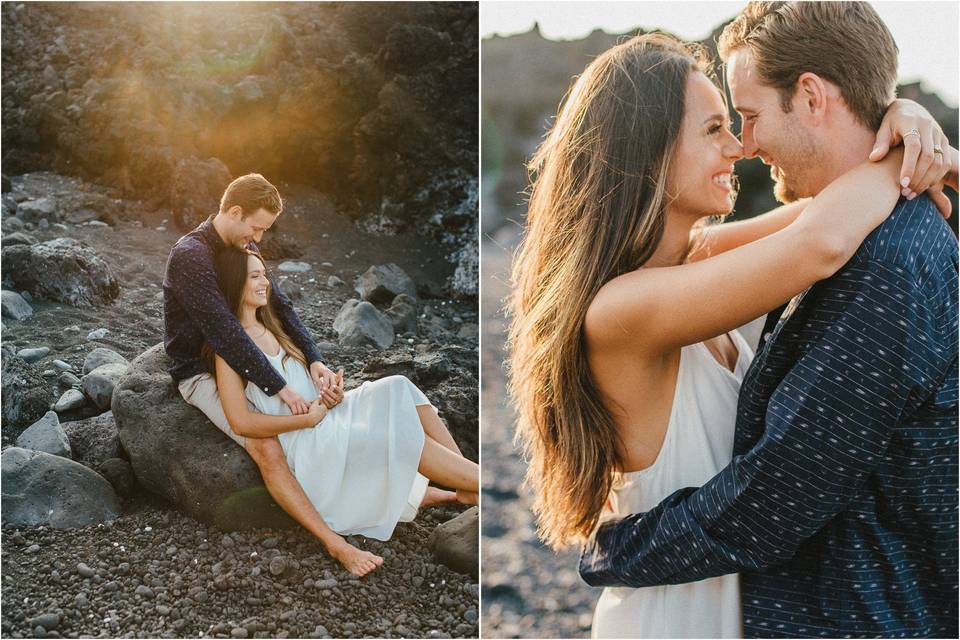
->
xmin=243 ymin=253 xmax=270 ymax=310
xmin=665 ymin=70 xmax=744 ymax=220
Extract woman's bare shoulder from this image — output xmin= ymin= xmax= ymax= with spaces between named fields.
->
xmin=584 ymin=269 xmax=658 ymax=350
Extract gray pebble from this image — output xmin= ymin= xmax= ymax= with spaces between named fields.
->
xmin=76 ymin=562 xmax=94 ymax=578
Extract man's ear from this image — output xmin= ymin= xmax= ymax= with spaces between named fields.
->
xmin=795 ymin=72 xmax=830 ymax=123
xmin=226 ymin=205 xmax=244 ymax=219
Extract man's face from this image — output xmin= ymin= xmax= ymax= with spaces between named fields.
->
xmin=726 ymin=48 xmax=824 ymax=203
xmin=225 ymin=206 xmax=278 ymax=248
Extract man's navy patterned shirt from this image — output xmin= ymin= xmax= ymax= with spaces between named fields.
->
xmin=163 ymin=216 xmax=323 ymax=395
xmin=580 ymin=196 xmax=958 ymax=638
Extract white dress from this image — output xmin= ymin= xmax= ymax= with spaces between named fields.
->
xmin=591 ymin=331 xmax=753 ymax=639
xmin=245 ymin=349 xmax=430 ymax=541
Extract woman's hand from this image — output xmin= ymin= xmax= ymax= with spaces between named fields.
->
xmin=320 ymin=369 xmax=345 ymax=409
xmin=307 ymin=397 xmax=328 ymax=426
xmin=869 ymin=98 xmax=952 ymax=212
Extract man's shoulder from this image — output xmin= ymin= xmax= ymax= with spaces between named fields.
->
xmin=856 ymin=196 xmax=958 ymax=280
xmin=168 ymin=227 xmax=213 ymax=264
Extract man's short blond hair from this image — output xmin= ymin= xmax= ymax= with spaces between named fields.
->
xmin=718 ymin=1 xmax=898 ymax=130
xmin=219 ymin=173 xmax=283 ymax=218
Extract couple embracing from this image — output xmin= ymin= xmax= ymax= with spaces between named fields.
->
xmin=510 ymin=2 xmax=957 ymax=637
xmin=162 ymin=173 xmax=478 ymax=577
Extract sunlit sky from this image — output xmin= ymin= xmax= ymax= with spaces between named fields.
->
xmin=481 ymin=0 xmax=959 ymax=107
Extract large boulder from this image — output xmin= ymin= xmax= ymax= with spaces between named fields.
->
xmin=354 ymin=263 xmax=417 ymax=304
xmin=112 ymin=343 xmax=296 ymax=530
xmin=63 ymin=410 xmax=123 ymax=467
xmin=15 ymin=411 xmax=71 ymax=458
xmin=333 ymin=299 xmax=395 ymax=349
xmin=1 ymin=351 xmax=57 ymax=434
xmin=1 ymin=447 xmax=120 ymax=528
xmin=169 ymin=156 xmax=231 ymax=230
xmin=429 ymin=507 xmax=478 ymax=578
xmin=1 ymin=238 xmax=119 ymax=307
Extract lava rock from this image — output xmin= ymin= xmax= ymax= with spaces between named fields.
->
xmin=1 ymin=238 xmax=119 ymax=307
xmin=169 ymin=156 xmax=232 ymax=230
xmin=2 ymin=231 xmax=37 ymax=246
xmin=81 ymin=362 xmax=129 ymax=411
xmin=15 ymin=411 xmax=72 ymax=458
xmin=95 ymin=457 xmax=137 ymax=497
xmin=62 ymin=410 xmax=123 ymax=467
xmin=2 ymin=352 xmax=57 ymax=432
xmin=82 ymin=347 xmax=129 ymax=374
xmin=333 ymin=299 xmax=394 ymax=349
xmin=16 ymin=346 xmax=50 ymax=363
xmin=354 ymin=263 xmax=417 ymax=304
xmin=1 ymin=290 xmax=33 ymax=320
xmin=1 ymin=447 xmax=120 ymax=528
xmin=86 ymin=327 xmax=109 ymax=341
xmin=53 ymin=388 xmax=87 ymax=413
xmin=16 ymin=197 xmax=57 ymax=223
xmin=385 ymin=293 xmax=418 ymax=334
xmin=428 ymin=507 xmax=478 ymax=578
xmin=112 ymin=343 xmax=297 ymax=530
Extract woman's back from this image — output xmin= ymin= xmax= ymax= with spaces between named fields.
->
xmin=590 ymin=331 xmax=752 ymax=638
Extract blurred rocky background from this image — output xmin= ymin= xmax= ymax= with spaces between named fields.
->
xmin=2 ymin=2 xmax=479 ymax=638
xmin=480 ymin=23 xmax=958 ymax=640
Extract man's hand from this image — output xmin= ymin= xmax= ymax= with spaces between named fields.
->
xmin=309 ymin=361 xmax=338 ymax=394
xmin=869 ymin=98 xmax=952 ymax=214
xmin=277 ymin=384 xmax=309 ymax=415
xmin=320 ymin=369 xmax=345 ymax=410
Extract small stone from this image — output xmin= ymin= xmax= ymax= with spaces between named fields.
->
xmin=314 ymin=578 xmax=338 ymax=589
xmin=58 ymin=371 xmax=81 ymax=387
xmin=156 ymin=605 xmax=171 ymax=616
xmin=28 ymin=613 xmax=60 ymax=630
xmin=76 ymin=562 xmax=94 ymax=578
xmin=53 ymin=388 xmax=86 ymax=412
xmin=231 ymin=628 xmax=249 ymax=638
xmin=135 ymin=585 xmax=154 ymax=598
xmin=86 ymin=328 xmax=109 ymax=340
xmin=52 ymin=360 xmax=72 ymax=372
xmin=326 ymin=275 xmax=345 ymax=288
xmin=221 ymin=534 xmax=234 ymax=547
xmin=1 ymin=290 xmax=33 ymax=320
xmin=269 ymin=556 xmax=286 ymax=576
xmin=464 ymin=609 xmax=478 ymax=624
xmin=261 ymin=537 xmax=279 ymax=549
xmin=17 ymin=347 xmax=51 ymax=363
xmin=74 ymin=593 xmax=89 ymax=609
xmin=278 ymin=261 xmax=311 ymax=273
xmin=26 ymin=544 xmax=40 ymax=553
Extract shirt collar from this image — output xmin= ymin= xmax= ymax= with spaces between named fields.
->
xmin=199 ymin=215 xmax=228 ymax=253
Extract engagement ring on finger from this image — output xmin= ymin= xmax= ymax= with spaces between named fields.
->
xmin=904 ymin=128 xmax=921 ymax=139
xmin=933 ymin=145 xmax=944 ymax=155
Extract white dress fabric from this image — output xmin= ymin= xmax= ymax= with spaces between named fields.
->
xmin=591 ymin=331 xmax=754 ymax=639
xmin=245 ymin=348 xmax=430 ymax=541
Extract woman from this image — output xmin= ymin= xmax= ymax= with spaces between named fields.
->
xmin=206 ymin=247 xmax=479 ymax=578
xmin=507 ymin=34 xmax=953 ymax=638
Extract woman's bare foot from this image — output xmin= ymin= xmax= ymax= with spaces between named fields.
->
xmin=329 ymin=541 xmax=383 ymax=577
xmin=421 ymin=486 xmax=458 ymax=508
xmin=456 ymin=489 xmax=479 ymax=505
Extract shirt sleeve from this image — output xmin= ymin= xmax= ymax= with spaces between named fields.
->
xmin=579 ymin=257 xmax=951 ymax=587
xmin=167 ymin=244 xmax=287 ymax=395
xmin=268 ymin=273 xmax=324 ymax=366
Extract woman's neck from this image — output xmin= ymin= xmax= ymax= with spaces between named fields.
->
xmin=645 ymin=211 xmax=697 ymax=268
xmin=238 ymin=305 xmax=261 ymax=329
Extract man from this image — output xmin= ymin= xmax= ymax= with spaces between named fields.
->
xmin=163 ymin=173 xmax=346 ymax=552
xmin=580 ymin=3 xmax=958 ymax=637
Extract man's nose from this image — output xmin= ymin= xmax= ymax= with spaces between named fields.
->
xmin=253 ymin=231 xmax=264 ymax=243
xmin=740 ymin=126 xmax=760 ymax=159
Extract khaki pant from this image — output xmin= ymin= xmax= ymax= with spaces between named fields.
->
xmin=178 ymin=372 xmax=256 ymax=448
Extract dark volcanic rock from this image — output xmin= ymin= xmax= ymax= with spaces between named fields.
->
xmin=332 ymin=299 xmax=395 ymax=349
xmin=81 ymin=362 xmax=129 ymax=411
xmin=95 ymin=457 xmax=136 ymax=497
xmin=82 ymin=347 xmax=129 ymax=374
xmin=429 ymin=507 xmax=478 ymax=578
xmin=112 ymin=343 xmax=296 ymax=530
xmin=62 ymin=410 xmax=123 ymax=467
xmin=354 ymin=263 xmax=417 ymax=304
xmin=385 ymin=293 xmax=419 ymax=334
xmin=169 ymin=156 xmax=232 ymax=230
xmin=1 ymin=290 xmax=34 ymax=320
xmin=1 ymin=351 xmax=57 ymax=434
xmin=1 ymin=238 xmax=119 ymax=307
xmin=1 ymin=447 xmax=120 ymax=528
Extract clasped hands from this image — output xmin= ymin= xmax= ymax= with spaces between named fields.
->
xmin=277 ymin=362 xmax=346 ymax=421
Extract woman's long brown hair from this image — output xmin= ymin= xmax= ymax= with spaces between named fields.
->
xmin=507 ymin=34 xmax=713 ymax=549
xmin=201 ymin=247 xmax=308 ymax=378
